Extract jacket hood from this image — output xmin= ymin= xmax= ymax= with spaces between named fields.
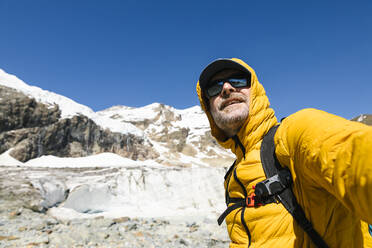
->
xmin=196 ymin=58 xmax=278 ymax=158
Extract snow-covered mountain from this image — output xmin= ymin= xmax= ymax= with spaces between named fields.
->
xmin=96 ymin=103 xmax=234 ymax=167
xmin=0 ymin=69 xmax=95 ymax=119
xmin=0 ymin=68 xmax=234 ymax=167
xmin=0 ymin=68 xmax=233 ymax=221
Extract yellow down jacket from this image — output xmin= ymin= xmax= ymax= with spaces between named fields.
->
xmin=196 ymin=58 xmax=372 ymax=248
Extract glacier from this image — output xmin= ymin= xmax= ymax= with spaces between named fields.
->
xmin=0 ymin=67 xmax=232 ymax=222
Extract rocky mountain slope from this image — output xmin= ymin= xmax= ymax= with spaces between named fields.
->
xmin=0 ymin=68 xmax=234 ymax=167
xmin=351 ymin=114 xmax=372 ymax=126
xmin=0 ymin=85 xmax=157 ymax=162
xmin=95 ymin=103 xmax=234 ymax=167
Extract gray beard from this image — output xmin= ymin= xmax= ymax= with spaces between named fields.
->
xmin=210 ymin=108 xmax=249 ymax=137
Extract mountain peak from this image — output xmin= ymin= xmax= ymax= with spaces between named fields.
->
xmin=0 ymin=68 xmax=95 ymax=118
xmin=0 ymin=68 xmax=234 ymax=167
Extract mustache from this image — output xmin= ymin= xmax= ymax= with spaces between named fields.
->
xmin=219 ymin=94 xmax=247 ymax=110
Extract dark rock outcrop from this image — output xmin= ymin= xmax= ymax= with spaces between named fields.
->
xmin=351 ymin=114 xmax=372 ymax=126
xmin=0 ymin=86 xmax=158 ymax=162
xmin=0 ymin=86 xmax=61 ymax=131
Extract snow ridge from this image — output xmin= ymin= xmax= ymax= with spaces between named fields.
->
xmin=0 ymin=68 xmax=233 ymax=168
xmin=0 ymin=68 xmax=143 ymax=136
xmin=0 ymin=69 xmax=94 ymax=118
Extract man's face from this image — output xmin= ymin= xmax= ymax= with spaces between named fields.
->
xmin=208 ymin=69 xmax=251 ymax=137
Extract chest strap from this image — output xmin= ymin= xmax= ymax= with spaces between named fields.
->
xmin=217 ymin=171 xmax=286 ymax=225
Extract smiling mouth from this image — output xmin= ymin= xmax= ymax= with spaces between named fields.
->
xmin=221 ymin=99 xmax=242 ymax=110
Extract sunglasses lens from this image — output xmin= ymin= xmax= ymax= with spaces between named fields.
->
xmin=229 ymin=78 xmax=248 ymax=87
xmin=207 ymin=82 xmax=223 ymax=98
xmin=205 ymin=77 xmax=250 ymax=98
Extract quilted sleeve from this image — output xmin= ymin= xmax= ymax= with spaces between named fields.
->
xmin=275 ymin=108 xmax=372 ymax=224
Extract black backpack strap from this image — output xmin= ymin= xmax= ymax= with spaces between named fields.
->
xmin=261 ymin=125 xmax=329 ymax=248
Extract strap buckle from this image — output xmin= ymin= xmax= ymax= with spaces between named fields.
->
xmin=246 ymin=193 xmax=256 ymax=207
xmin=246 ymin=188 xmax=263 ymax=207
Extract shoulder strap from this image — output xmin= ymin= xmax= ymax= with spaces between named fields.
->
xmin=261 ymin=125 xmax=329 ymax=248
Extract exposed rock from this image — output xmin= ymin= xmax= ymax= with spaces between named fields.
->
xmin=351 ymin=114 xmax=372 ymax=126
xmin=113 ymin=217 xmax=131 ymax=223
xmin=126 ymin=103 xmax=182 ymax=131
xmin=0 ymin=86 xmax=60 ymax=132
xmin=0 ymin=79 xmax=234 ymax=167
xmin=0 ymin=77 xmax=234 ymax=166
xmin=97 ymin=103 xmax=234 ymax=167
xmin=0 ymin=86 xmax=159 ymax=162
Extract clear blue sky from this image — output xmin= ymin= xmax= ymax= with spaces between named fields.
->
xmin=0 ymin=0 xmax=371 ymax=119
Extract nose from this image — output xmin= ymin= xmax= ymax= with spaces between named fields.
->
xmin=220 ymin=82 xmax=236 ymax=96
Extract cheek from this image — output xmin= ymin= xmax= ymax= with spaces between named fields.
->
xmin=240 ymin=88 xmax=251 ymax=98
xmin=209 ymin=98 xmax=219 ymax=111
xmin=239 ymin=88 xmax=251 ymax=107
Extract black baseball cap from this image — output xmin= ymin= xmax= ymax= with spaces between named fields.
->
xmin=198 ymin=58 xmax=252 ymax=92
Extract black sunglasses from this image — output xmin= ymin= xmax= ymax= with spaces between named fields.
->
xmin=205 ymin=76 xmax=250 ymax=98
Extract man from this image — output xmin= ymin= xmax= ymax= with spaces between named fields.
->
xmin=196 ymin=58 xmax=372 ymax=247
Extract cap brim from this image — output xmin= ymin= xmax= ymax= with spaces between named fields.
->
xmin=199 ymin=59 xmax=251 ymax=91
